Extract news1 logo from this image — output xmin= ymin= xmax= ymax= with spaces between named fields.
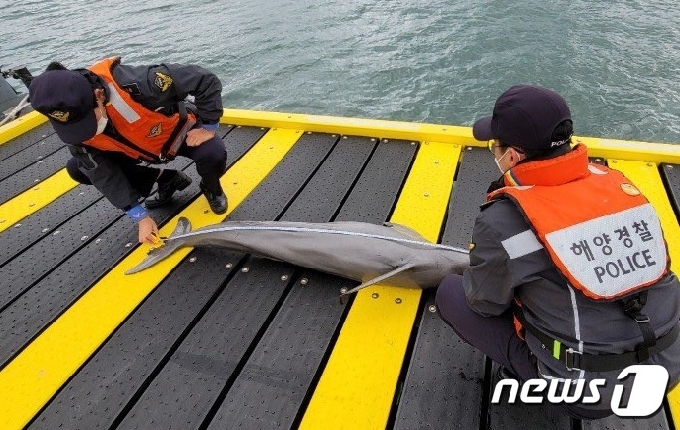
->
xmin=492 ymin=365 xmax=669 ymax=417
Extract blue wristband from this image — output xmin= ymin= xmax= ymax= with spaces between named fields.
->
xmin=126 ymin=204 xmax=149 ymax=223
xmin=201 ymin=122 xmax=219 ymax=131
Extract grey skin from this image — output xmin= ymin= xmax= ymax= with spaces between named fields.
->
xmin=126 ymin=217 xmax=470 ymax=297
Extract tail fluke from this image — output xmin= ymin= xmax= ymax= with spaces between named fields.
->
xmin=125 ymin=217 xmax=193 ymax=274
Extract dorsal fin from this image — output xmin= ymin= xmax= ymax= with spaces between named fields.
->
xmin=383 ymin=221 xmax=427 ymax=241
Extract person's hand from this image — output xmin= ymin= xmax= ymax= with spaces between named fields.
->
xmin=138 ymin=216 xmax=160 ymax=244
xmin=186 ymin=128 xmax=215 ymax=147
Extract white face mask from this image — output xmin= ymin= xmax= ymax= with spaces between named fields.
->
xmin=494 ymin=148 xmax=511 ymax=174
xmin=95 ymin=106 xmax=108 ymax=135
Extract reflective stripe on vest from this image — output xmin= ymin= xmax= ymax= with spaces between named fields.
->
xmin=490 ymin=165 xmax=669 ymax=300
xmin=106 ymin=82 xmax=140 ymax=123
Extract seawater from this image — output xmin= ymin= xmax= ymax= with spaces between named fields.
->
xmin=1 ymin=0 xmax=679 ymax=143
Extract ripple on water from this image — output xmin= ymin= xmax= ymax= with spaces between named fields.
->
xmin=1 ymin=0 xmax=678 ymax=143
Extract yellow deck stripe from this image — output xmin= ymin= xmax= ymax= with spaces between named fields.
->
xmin=0 ymin=169 xmax=78 ymax=234
xmin=607 ymin=159 xmax=680 ymax=424
xmin=223 ymin=109 xmax=474 ymax=147
xmin=0 ymin=111 xmax=48 ymax=146
xmin=0 ymin=111 xmax=73 ymax=232
xmin=222 ymin=109 xmax=680 ymax=164
xmin=582 ymin=137 xmax=680 ymax=165
xmin=0 ymin=128 xmax=302 ymax=430
xmin=300 ymin=142 xmax=461 ymax=430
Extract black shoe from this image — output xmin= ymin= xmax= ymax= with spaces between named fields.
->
xmin=200 ymin=182 xmax=228 ymax=214
xmin=145 ymin=170 xmax=192 ymax=208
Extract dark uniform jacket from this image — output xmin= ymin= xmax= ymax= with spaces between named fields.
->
xmin=68 ymin=59 xmax=223 ymax=211
xmin=464 ymin=147 xmax=680 ymax=412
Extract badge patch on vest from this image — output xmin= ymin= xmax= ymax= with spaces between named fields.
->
xmin=49 ymin=110 xmax=70 ymax=122
xmin=545 ymin=203 xmax=666 ymax=298
xmin=148 ymin=123 xmax=162 ymax=138
xmin=154 ymin=72 xmax=173 ymax=92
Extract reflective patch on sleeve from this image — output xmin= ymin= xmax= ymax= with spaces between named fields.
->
xmin=501 ymin=229 xmax=544 ymax=259
xmin=545 ymin=204 xmax=667 ymax=297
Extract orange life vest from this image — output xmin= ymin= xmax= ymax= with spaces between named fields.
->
xmin=489 ymin=145 xmax=669 ymax=300
xmin=83 ymin=56 xmax=196 ymax=162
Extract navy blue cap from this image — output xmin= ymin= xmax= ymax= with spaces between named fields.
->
xmin=472 ymin=85 xmax=572 ymax=150
xmin=29 ymin=70 xmax=97 ymax=144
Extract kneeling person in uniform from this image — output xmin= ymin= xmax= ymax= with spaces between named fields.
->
xmin=436 ymin=84 xmax=680 ymax=419
xmin=29 ymin=56 xmax=228 ymax=244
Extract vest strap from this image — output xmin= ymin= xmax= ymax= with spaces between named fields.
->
xmin=160 ymin=102 xmax=195 ymax=162
xmin=514 ymin=307 xmax=679 ymax=372
xmin=101 ymin=127 xmax=160 ymax=163
xmin=622 ymin=292 xmax=656 ymax=362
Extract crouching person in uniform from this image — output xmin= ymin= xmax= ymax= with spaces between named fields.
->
xmin=436 ymin=84 xmax=680 ymax=419
xmin=29 ymin=56 xmax=228 ymax=244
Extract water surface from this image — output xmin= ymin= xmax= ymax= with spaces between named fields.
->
xmin=1 ymin=0 xmax=679 ymax=143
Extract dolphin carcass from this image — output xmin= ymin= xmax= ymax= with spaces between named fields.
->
xmin=125 ymin=217 xmax=469 ymax=296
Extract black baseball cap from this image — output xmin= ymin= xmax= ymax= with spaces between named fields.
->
xmin=29 ymin=69 xmax=97 ymax=144
xmin=472 ymin=85 xmax=572 ymax=150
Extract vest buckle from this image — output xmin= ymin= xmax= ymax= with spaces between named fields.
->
xmin=564 ymin=348 xmax=583 ymax=371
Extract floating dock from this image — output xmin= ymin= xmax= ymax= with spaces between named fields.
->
xmin=0 ymin=109 xmax=679 ymax=429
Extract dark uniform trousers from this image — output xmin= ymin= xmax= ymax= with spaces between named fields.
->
xmin=436 ymin=274 xmax=614 ymax=420
xmin=66 ymin=132 xmax=227 ymax=199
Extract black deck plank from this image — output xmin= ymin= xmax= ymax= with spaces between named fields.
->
xmin=0 ymin=124 xmax=237 ymax=302
xmin=661 ymin=163 xmax=680 ymax=222
xmin=0 ymin=126 xmax=252 ymax=368
xmin=0 ymin=188 xmax=134 ymax=310
xmin=28 ymin=132 xmax=337 ymax=429
xmin=0 ymin=145 xmax=72 ymax=204
xmin=0 ymin=168 xmax=198 ymax=368
xmin=116 ymin=133 xmax=373 ymax=430
xmin=336 ymin=140 xmax=418 ymax=223
xmin=277 ymin=135 xmax=379 ymax=221
xmin=0 ymin=158 xmax=194 ymax=311
xmin=334 ymin=138 xmax=417 ymax=223
xmin=394 ymin=146 xmax=497 ymax=430
xmin=487 ymin=367 xmax=573 ymax=429
xmin=0 ymin=122 xmax=54 ymax=161
xmin=0 ymin=125 xmax=236 ymax=268
xmin=206 ymin=138 xmax=418 ymax=430
xmin=222 ymin=125 xmax=268 ymax=164
xmin=582 ymin=409 xmax=670 ymax=430
xmin=0 ymin=185 xmax=100 ymax=267
xmin=0 ymin=132 xmax=64 ymax=181
xmin=395 ymin=291 xmax=486 ymax=430
xmin=115 ymin=132 xmax=344 ymax=430
xmin=441 ymin=146 xmax=497 ymax=249
xmin=207 ymin=272 xmax=349 ymax=430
